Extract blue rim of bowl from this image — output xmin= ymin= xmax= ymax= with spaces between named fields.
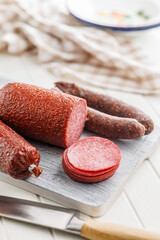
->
xmin=70 ymin=12 xmax=160 ymax=31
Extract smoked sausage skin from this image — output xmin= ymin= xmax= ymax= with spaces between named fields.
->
xmin=86 ymin=107 xmax=145 ymax=139
xmin=53 ymin=86 xmax=145 ymax=139
xmin=0 ymin=120 xmax=41 ymax=179
xmin=0 ymin=83 xmax=87 ymax=148
xmin=55 ymin=82 xmax=154 ymax=135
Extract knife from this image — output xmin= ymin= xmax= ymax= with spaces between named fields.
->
xmin=0 ymin=195 xmax=160 ymax=240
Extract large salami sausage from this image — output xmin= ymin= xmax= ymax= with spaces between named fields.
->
xmin=55 ymin=82 xmax=154 ymax=135
xmin=0 ymin=83 xmax=87 ymax=148
xmin=0 ymin=120 xmax=42 ymax=179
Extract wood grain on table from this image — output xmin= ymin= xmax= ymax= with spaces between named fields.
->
xmin=0 ymin=33 xmax=160 ymax=240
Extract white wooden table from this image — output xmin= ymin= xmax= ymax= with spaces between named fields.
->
xmin=0 ymin=30 xmax=160 ymax=239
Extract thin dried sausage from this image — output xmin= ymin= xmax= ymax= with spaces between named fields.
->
xmin=0 ymin=83 xmax=87 ymax=148
xmin=55 ymin=82 xmax=154 ymax=135
xmin=85 ymin=107 xmax=145 ymax=139
xmin=0 ymin=120 xmax=42 ymax=179
xmin=54 ymin=86 xmax=145 ymax=139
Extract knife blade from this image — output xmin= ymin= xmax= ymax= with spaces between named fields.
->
xmin=0 ymin=195 xmax=83 ymax=234
xmin=0 ymin=195 xmax=160 ymax=240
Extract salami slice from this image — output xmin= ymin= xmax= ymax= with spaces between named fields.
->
xmin=62 ymin=161 xmax=116 ymax=183
xmin=63 ymin=148 xmax=119 ymax=176
xmin=62 ymin=137 xmax=121 ymax=183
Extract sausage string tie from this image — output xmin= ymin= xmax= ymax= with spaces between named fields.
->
xmin=28 ymin=164 xmax=43 ymax=178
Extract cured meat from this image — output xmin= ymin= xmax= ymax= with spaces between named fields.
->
xmin=0 ymin=120 xmax=42 ymax=179
xmin=63 ymin=161 xmax=116 ymax=183
xmin=85 ymin=107 xmax=145 ymax=139
xmin=0 ymin=83 xmax=87 ymax=148
xmin=63 ymin=149 xmax=120 ymax=176
xmin=63 ymin=137 xmax=121 ymax=183
xmin=55 ymin=82 xmax=154 ymax=135
xmin=54 ymin=86 xmax=145 ymax=139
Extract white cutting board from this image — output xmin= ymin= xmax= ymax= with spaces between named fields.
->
xmin=0 ymin=77 xmax=159 ymax=217
xmin=0 ymin=126 xmax=159 ymax=217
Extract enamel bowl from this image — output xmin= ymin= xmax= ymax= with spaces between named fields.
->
xmin=67 ymin=0 xmax=160 ymax=31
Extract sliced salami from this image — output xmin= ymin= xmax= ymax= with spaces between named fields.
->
xmin=62 ymin=162 xmax=116 ymax=183
xmin=63 ymin=148 xmax=119 ymax=176
xmin=62 ymin=137 xmax=121 ymax=183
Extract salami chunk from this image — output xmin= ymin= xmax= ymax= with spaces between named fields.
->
xmin=0 ymin=120 xmax=42 ymax=179
xmin=63 ymin=137 xmax=121 ymax=183
xmin=0 ymin=83 xmax=87 ymax=148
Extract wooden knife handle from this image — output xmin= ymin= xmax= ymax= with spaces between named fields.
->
xmin=80 ymin=221 xmax=160 ymax=240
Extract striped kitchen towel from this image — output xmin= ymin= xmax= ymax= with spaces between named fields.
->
xmin=0 ymin=0 xmax=160 ymax=95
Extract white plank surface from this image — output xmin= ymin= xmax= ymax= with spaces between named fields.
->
xmin=0 ymin=28 xmax=160 ymax=240
xmin=125 ymin=160 xmax=160 ymax=232
xmin=0 ymin=218 xmax=8 ymax=240
xmin=150 ymin=146 xmax=160 ymax=177
xmin=94 ymin=192 xmax=142 ymax=228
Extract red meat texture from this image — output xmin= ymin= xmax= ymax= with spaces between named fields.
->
xmin=0 ymin=120 xmax=41 ymax=179
xmin=0 ymin=83 xmax=87 ymax=148
xmin=63 ymin=137 xmax=121 ymax=183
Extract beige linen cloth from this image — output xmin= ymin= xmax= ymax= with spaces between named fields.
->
xmin=0 ymin=0 xmax=160 ymax=94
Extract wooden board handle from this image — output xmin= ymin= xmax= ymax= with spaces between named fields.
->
xmin=81 ymin=221 xmax=160 ymax=240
